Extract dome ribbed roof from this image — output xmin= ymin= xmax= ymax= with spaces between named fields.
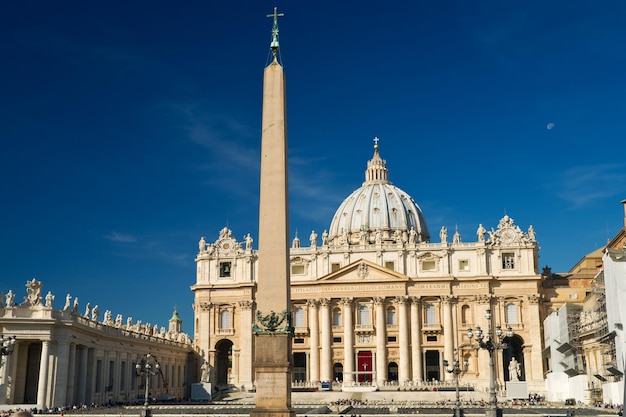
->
xmin=328 ymin=141 xmax=430 ymax=245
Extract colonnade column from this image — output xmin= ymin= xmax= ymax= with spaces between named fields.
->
xmin=37 ymin=340 xmax=50 ymax=410
xmin=53 ymin=337 xmax=71 ymax=407
xmin=66 ymin=343 xmax=77 ymax=406
xmin=341 ymin=298 xmax=354 ymax=384
xmin=319 ymin=298 xmax=332 ymax=381
xmin=77 ymin=346 xmax=88 ymax=404
xmin=308 ymin=300 xmax=320 ymax=383
xmin=374 ymin=297 xmax=387 ymax=385
xmin=397 ymin=296 xmax=410 ymax=384
xmin=442 ymin=296 xmax=455 ymax=381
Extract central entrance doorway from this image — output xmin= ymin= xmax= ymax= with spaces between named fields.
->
xmin=357 ymin=351 xmax=373 ymax=383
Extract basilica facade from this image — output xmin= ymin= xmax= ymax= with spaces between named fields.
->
xmin=192 ymin=143 xmax=547 ymax=394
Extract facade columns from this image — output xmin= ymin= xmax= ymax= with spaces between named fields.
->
xmin=374 ymin=297 xmax=387 ymax=385
xmin=341 ymin=298 xmax=354 ymax=383
xmin=410 ymin=297 xmax=423 ymax=383
xmin=37 ymin=340 xmax=50 ymax=409
xmin=397 ymin=296 xmax=410 ymax=384
xmin=526 ymin=294 xmax=543 ymax=383
xmin=442 ymin=295 xmax=455 ymax=381
xmin=238 ymin=300 xmax=254 ymax=389
xmin=77 ymin=346 xmax=88 ymax=404
xmin=319 ymin=298 xmax=332 ymax=381
xmin=308 ymin=300 xmax=320 ymax=383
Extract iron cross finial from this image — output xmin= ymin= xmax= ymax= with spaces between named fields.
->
xmin=267 ymin=7 xmax=284 ymax=56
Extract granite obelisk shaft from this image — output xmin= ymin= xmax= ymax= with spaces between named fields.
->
xmin=250 ymin=56 xmax=294 ymax=417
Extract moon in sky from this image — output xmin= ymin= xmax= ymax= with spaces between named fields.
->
xmin=546 ymin=122 xmax=555 ymax=130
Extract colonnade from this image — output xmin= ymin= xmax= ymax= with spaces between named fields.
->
xmin=0 ymin=339 xmax=189 ymax=409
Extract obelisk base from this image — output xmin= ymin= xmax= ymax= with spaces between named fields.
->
xmin=250 ymin=333 xmax=295 ymax=417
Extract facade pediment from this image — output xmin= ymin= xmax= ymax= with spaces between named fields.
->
xmin=316 ymin=259 xmax=409 ymax=283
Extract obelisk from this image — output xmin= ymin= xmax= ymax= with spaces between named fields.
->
xmin=250 ymin=7 xmax=294 ymax=417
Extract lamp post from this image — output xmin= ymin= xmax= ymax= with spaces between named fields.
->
xmin=136 ymin=353 xmax=160 ymax=417
xmin=1 ymin=335 xmax=17 ymax=356
xmin=0 ymin=335 xmax=16 ymax=370
xmin=467 ymin=309 xmax=513 ymax=417
xmin=443 ymin=349 xmax=469 ymax=417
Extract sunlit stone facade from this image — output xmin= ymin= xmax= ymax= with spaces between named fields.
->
xmin=192 ymin=145 xmax=547 ymax=394
xmin=0 ymin=281 xmax=193 ymax=409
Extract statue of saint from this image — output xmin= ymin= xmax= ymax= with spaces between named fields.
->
xmin=440 ymin=226 xmax=448 ymax=243
xmin=508 ymin=357 xmax=521 ymax=381
xmin=527 ymin=225 xmax=536 ymax=241
xmin=321 ymin=230 xmax=329 ymax=246
xmin=477 ymin=224 xmax=486 ymax=242
xmin=309 ymin=230 xmax=318 ymax=247
xmin=198 ymin=236 xmax=206 ymax=253
xmin=245 ymin=233 xmax=253 ymax=250
xmin=92 ymin=305 xmax=100 ymax=321
xmin=5 ymin=290 xmax=15 ymax=307
xmin=63 ymin=294 xmax=71 ymax=311
xmin=45 ymin=291 xmax=55 ymax=308
xmin=409 ymin=227 xmax=417 ymax=244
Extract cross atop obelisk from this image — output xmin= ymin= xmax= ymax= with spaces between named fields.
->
xmin=250 ymin=7 xmax=294 ymax=417
xmin=267 ymin=7 xmax=284 ymax=57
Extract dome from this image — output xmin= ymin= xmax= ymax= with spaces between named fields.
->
xmin=328 ymin=140 xmax=430 ymax=245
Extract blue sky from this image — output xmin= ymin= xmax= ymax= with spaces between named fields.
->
xmin=1 ymin=1 xmax=625 ymax=333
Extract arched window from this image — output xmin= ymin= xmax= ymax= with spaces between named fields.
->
xmin=294 ymin=307 xmax=305 ymax=328
xmin=425 ymin=303 xmax=437 ymax=324
xmin=358 ymin=305 xmax=371 ymax=325
xmin=387 ymin=307 xmax=396 ymax=325
xmin=461 ymin=305 xmax=470 ymax=325
xmin=219 ymin=310 xmax=231 ymax=329
xmin=333 ymin=308 xmax=342 ymax=326
xmin=505 ymin=303 xmax=518 ymax=324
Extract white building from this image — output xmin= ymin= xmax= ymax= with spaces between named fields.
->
xmin=0 ymin=279 xmax=193 ymax=410
xmin=602 ymin=247 xmax=626 ymax=404
xmin=192 ymin=142 xmax=547 ymax=395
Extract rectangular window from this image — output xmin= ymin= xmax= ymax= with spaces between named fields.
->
xmin=387 ymin=336 xmax=397 ymax=342
xmin=294 ymin=338 xmax=305 ymax=344
xmin=425 ymin=304 xmax=437 ymax=324
xmin=459 ymin=259 xmax=469 ymax=271
xmin=426 ymin=335 xmax=437 ymax=342
xmin=291 ymin=265 xmax=305 ymax=275
xmin=331 ymin=263 xmax=341 ymax=272
xmin=502 ymin=253 xmax=515 ymax=269
xmin=219 ymin=262 xmax=232 ymax=277
xmin=385 ymin=261 xmax=395 ymax=270
xmin=333 ymin=337 xmax=342 ymax=343
xmin=358 ymin=305 xmax=371 ymax=325
xmin=333 ymin=310 xmax=342 ymax=326
xmin=422 ymin=260 xmax=436 ymax=271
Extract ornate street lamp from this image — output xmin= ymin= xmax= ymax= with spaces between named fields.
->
xmin=1 ymin=334 xmax=16 ymax=356
xmin=136 ymin=353 xmax=161 ymax=417
xmin=467 ymin=309 xmax=513 ymax=417
xmin=443 ymin=349 xmax=469 ymax=417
